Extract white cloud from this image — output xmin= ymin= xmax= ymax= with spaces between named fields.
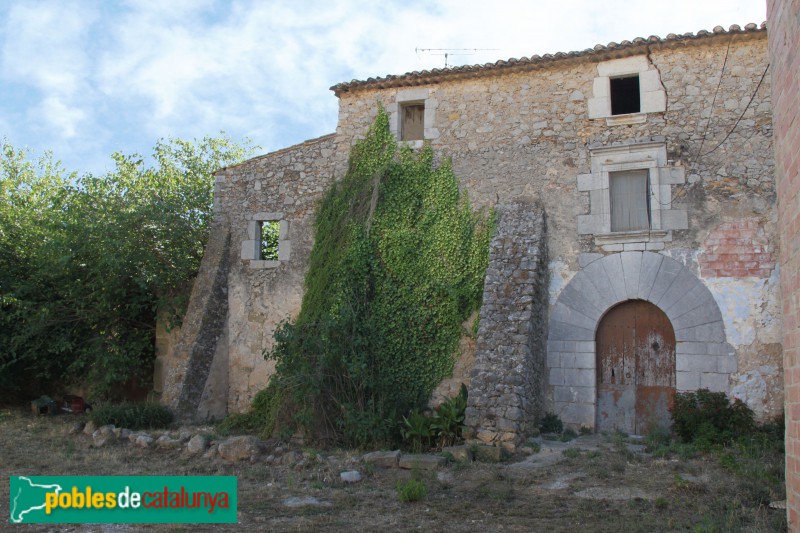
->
xmin=34 ymin=96 xmax=87 ymax=138
xmin=0 ymin=0 xmax=768 ymax=174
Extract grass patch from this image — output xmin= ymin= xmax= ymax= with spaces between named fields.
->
xmin=90 ymin=402 xmax=172 ymax=430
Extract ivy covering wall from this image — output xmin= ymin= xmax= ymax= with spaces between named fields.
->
xmin=266 ymin=109 xmax=493 ymax=446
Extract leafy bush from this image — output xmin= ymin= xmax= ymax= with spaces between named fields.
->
xmin=396 ymin=479 xmax=426 ymax=502
xmin=670 ymin=389 xmax=755 ymax=446
xmin=0 ymin=137 xmax=255 ymax=398
xmin=539 ymin=412 xmax=563 ymax=434
xmin=430 ymin=384 xmax=468 ymax=448
xmin=400 ymin=410 xmax=432 ymax=453
xmin=400 ymin=384 xmax=468 ymax=452
xmin=90 ymin=402 xmax=172 ymax=430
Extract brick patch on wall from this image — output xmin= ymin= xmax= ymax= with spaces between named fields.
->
xmin=698 ymin=219 xmax=774 ymax=278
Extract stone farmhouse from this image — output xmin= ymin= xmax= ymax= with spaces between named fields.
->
xmin=158 ymin=22 xmax=782 ymax=450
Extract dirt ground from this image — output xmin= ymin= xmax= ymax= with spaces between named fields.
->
xmin=0 ymin=408 xmax=787 ymax=532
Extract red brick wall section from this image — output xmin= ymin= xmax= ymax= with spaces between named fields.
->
xmin=698 ymin=219 xmax=774 ymax=278
xmin=768 ymin=0 xmax=800 ymax=529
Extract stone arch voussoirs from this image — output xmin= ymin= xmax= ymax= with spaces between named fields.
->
xmin=547 ymin=251 xmax=735 ymax=429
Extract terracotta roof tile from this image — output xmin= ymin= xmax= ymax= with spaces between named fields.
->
xmin=330 ymin=22 xmax=766 ymax=96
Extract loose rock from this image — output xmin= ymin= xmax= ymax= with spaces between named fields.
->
xmin=157 ymin=435 xmax=183 ymax=449
xmin=218 ymin=436 xmax=263 ymax=461
xmin=134 ymin=435 xmax=154 ymax=448
xmin=340 ymin=470 xmax=362 ymax=483
xmin=186 ymin=434 xmax=209 ymax=455
xmin=92 ymin=425 xmax=117 ymax=447
xmin=362 ymin=450 xmax=401 ymax=468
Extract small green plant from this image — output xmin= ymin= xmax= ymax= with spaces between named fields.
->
xmin=400 ymin=410 xmax=433 ymax=453
xmin=217 ymin=380 xmax=284 ymax=439
xmin=90 ymin=402 xmax=172 ymax=430
xmin=562 ymin=448 xmax=580 ymax=459
xmin=527 ymin=441 xmax=541 ymax=454
xmin=654 ymin=496 xmax=669 ymax=510
xmin=611 ymin=429 xmax=628 ymax=451
xmin=430 ymin=384 xmax=468 ymax=449
xmin=579 ymin=425 xmax=592 ymax=435
xmin=670 ymin=389 xmax=755 ymax=445
xmin=396 ymin=479 xmax=426 ymax=502
xmin=559 ymin=428 xmax=578 ymax=442
xmin=539 ymin=412 xmax=563 ymax=434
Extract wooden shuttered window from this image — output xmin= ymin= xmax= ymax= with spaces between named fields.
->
xmin=610 ymin=169 xmax=650 ymax=232
xmin=401 ymin=103 xmax=424 ymax=141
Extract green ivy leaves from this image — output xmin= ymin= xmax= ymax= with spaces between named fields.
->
xmin=267 ymin=107 xmax=493 ymax=447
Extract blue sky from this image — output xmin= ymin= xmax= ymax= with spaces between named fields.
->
xmin=0 ymin=0 xmax=766 ymax=176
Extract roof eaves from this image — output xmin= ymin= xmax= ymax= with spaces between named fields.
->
xmin=330 ymin=22 xmax=766 ymax=97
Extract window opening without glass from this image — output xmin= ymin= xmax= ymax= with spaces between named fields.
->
xmin=610 ymin=75 xmax=641 ymax=115
xmin=259 ymin=220 xmax=280 ymax=260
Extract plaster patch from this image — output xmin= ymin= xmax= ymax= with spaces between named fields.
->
xmin=548 ymin=260 xmax=574 ymax=305
xmin=659 ymin=248 xmax=699 ymax=272
xmin=730 ymin=365 xmax=776 ymax=418
xmin=704 ymin=277 xmax=768 ymax=347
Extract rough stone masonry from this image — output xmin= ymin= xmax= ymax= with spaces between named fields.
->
xmin=160 ymin=22 xmax=782 ymax=452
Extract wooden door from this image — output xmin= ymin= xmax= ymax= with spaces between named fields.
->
xmin=596 ymin=300 xmax=676 ymax=434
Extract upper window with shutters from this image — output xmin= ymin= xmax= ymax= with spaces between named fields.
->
xmin=390 ymin=88 xmax=439 ymax=147
xmin=577 ymin=141 xmax=688 ymax=252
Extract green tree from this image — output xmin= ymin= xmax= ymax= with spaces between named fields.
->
xmin=0 ymin=135 xmax=255 ymax=398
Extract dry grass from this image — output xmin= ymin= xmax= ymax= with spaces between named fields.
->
xmin=0 ymin=407 xmax=787 ymax=532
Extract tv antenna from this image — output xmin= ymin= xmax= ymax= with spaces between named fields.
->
xmin=415 ymin=47 xmax=499 ymax=68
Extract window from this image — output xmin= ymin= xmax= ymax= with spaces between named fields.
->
xmin=391 ymin=88 xmax=439 ymax=144
xmin=610 ymin=170 xmax=650 ymax=231
xmin=577 ymin=142 xmax=688 ymax=251
xmin=259 ymin=220 xmax=280 ymax=260
xmin=241 ymin=213 xmax=290 ymax=268
xmin=610 ymin=75 xmax=640 ymax=115
xmin=401 ymin=102 xmax=425 ymax=141
xmin=587 ymin=56 xmax=666 ymax=123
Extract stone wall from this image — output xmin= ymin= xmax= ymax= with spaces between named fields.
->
xmin=165 ymin=26 xmax=781 ymax=437
xmin=465 ymin=203 xmax=548 ymax=450
xmin=334 ymin=28 xmax=782 ymax=424
xmin=767 ymin=0 xmax=800 ymax=528
xmin=161 ymin=134 xmax=346 ymax=419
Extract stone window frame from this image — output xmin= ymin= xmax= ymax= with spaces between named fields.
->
xmin=240 ymin=212 xmax=291 ymax=269
xmin=577 ymin=141 xmax=688 ymax=252
xmin=587 ymin=55 xmax=666 ymax=126
xmin=389 ymin=88 xmax=439 ymax=147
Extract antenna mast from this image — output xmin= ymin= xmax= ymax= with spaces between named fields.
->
xmin=415 ymin=47 xmax=499 ymax=68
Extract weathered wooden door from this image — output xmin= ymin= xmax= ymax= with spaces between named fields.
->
xmin=596 ymin=300 xmax=676 ymax=434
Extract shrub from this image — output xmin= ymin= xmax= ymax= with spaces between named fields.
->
xmin=401 ymin=384 xmax=468 ymax=452
xmin=539 ymin=412 xmax=563 ymax=434
xmin=396 ymin=479 xmax=426 ymax=502
xmin=559 ymin=428 xmax=578 ymax=442
xmin=90 ymin=402 xmax=172 ymax=430
xmin=430 ymin=384 xmax=468 ymax=449
xmin=400 ymin=410 xmax=433 ymax=453
xmin=217 ymin=381 xmax=285 ymax=439
xmin=670 ymin=389 xmax=755 ymax=445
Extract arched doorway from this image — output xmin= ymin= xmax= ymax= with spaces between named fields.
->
xmin=596 ymin=300 xmax=676 ymax=434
